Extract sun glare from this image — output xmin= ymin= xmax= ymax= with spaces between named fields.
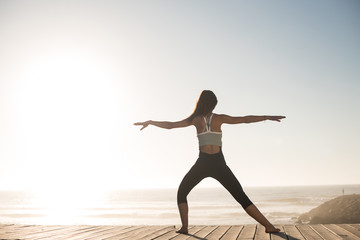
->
xmin=11 ymin=51 xmax=124 ymax=191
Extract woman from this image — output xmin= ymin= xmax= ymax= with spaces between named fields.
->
xmin=134 ymin=90 xmax=285 ymax=234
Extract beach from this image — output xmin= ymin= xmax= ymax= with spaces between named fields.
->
xmin=1 ymin=185 xmax=359 ymax=226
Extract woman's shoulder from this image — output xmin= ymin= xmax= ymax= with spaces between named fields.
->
xmin=213 ymin=113 xmax=227 ymax=116
xmin=212 ymin=113 xmax=225 ymax=119
xmin=212 ymin=113 xmax=227 ymax=124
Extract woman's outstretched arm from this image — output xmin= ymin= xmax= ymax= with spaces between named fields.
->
xmin=220 ymin=115 xmax=285 ymax=124
xmin=134 ymin=119 xmax=191 ymax=131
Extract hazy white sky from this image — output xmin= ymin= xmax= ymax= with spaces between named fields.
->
xmin=0 ymin=0 xmax=359 ymax=191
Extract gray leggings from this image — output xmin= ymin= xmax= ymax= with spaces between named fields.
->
xmin=177 ymin=149 xmax=253 ymax=209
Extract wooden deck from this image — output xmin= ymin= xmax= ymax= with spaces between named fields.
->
xmin=1 ymin=224 xmax=360 ymax=240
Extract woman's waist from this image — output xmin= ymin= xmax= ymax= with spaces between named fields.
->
xmin=199 ymin=146 xmax=224 ymax=158
xmin=199 ymin=145 xmax=221 ymax=155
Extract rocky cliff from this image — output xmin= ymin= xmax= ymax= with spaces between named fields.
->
xmin=298 ymin=194 xmax=360 ymax=224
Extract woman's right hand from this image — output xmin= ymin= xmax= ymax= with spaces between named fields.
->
xmin=134 ymin=121 xmax=151 ymax=130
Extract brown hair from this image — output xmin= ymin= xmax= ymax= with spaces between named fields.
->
xmin=187 ymin=90 xmax=218 ymax=122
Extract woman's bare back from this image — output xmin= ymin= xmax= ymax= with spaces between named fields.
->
xmin=193 ymin=113 xmax=222 ymax=154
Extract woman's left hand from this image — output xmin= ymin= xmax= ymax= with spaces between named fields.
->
xmin=134 ymin=121 xmax=151 ymax=130
xmin=268 ymin=116 xmax=286 ymax=122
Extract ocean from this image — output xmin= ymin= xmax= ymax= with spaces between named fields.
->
xmin=0 ymin=185 xmax=359 ymax=226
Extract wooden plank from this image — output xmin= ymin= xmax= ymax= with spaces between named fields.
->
xmin=238 ymin=224 xmax=256 ymax=239
xmin=0 ymin=224 xmax=67 ymax=237
xmin=254 ymin=225 xmax=269 ymax=240
xmin=104 ymin=226 xmax=159 ymax=240
xmin=0 ymin=225 xmax=80 ymax=239
xmin=324 ymin=224 xmax=360 ymax=240
xmin=27 ymin=226 xmax=101 ymax=240
xmin=310 ymin=224 xmax=341 ymax=240
xmin=137 ymin=226 xmax=176 ymax=240
xmin=283 ymin=225 xmax=305 ymax=240
xmin=41 ymin=225 xmax=99 ymax=238
xmin=169 ymin=226 xmax=205 ymax=240
xmin=220 ymin=226 xmax=243 ymax=240
xmin=187 ymin=226 xmax=217 ymax=239
xmin=338 ymin=225 xmax=360 ymax=238
xmin=31 ymin=225 xmax=119 ymax=240
xmin=79 ymin=226 xmax=136 ymax=240
xmin=0 ymin=224 xmax=21 ymax=231
xmin=120 ymin=226 xmax=167 ymax=240
xmin=182 ymin=225 xmax=207 ymax=240
xmin=0 ymin=224 xmax=28 ymax=234
xmin=296 ymin=225 xmax=322 ymax=240
xmin=66 ymin=226 xmax=134 ymax=240
xmin=350 ymin=225 xmax=360 ymax=231
xmin=205 ymin=225 xmax=230 ymax=240
xmin=32 ymin=225 xmax=116 ymax=240
xmin=152 ymin=226 xmax=196 ymax=240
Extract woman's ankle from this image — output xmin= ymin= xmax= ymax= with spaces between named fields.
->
xmin=176 ymin=226 xmax=188 ymax=234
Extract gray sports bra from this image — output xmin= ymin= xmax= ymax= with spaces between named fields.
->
xmin=197 ymin=113 xmax=222 ymax=147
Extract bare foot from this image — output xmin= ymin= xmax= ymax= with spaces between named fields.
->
xmin=265 ymin=225 xmax=280 ymax=233
xmin=176 ymin=226 xmax=188 ymax=234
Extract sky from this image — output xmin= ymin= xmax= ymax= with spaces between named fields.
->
xmin=0 ymin=0 xmax=359 ymax=192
